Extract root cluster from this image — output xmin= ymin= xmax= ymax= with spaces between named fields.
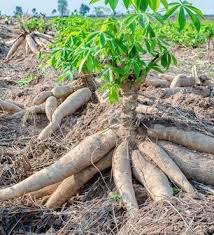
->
xmin=1 ymin=71 xmax=214 ymax=234
xmin=4 ymin=31 xmax=53 ymax=62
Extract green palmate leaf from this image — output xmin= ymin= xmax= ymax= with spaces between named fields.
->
xmin=134 ymin=62 xmax=141 ymax=78
xmin=185 ymin=8 xmax=200 ymax=32
xmin=184 ymin=4 xmax=204 ymax=18
xmin=100 ymin=32 xmax=106 ymax=46
xmin=148 ymin=0 xmax=160 ymax=12
xmin=109 ymin=0 xmax=119 ymax=10
xmin=109 ymin=85 xmax=120 ymax=103
xmin=164 ymin=4 xmax=180 ymax=19
xmin=90 ymin=0 xmax=100 ymax=3
xmin=124 ymin=14 xmax=139 ymax=27
xmin=160 ymin=0 xmax=168 ymax=9
xmin=138 ymin=14 xmax=149 ymax=28
xmin=178 ymin=7 xmax=186 ymax=31
xmin=123 ymin=0 xmax=132 ymax=9
xmin=139 ymin=0 xmax=149 ymax=12
xmin=171 ymin=54 xmax=177 ymax=65
xmin=161 ymin=52 xmax=168 ymax=68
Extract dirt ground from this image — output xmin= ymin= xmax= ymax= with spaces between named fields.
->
xmin=1 ymin=21 xmax=214 ymax=234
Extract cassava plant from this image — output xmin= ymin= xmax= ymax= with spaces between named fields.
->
xmin=4 ymin=0 xmax=214 ymax=215
xmin=50 ymin=0 xmax=203 ymax=138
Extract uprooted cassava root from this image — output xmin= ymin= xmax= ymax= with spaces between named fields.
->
xmin=5 ymin=32 xmax=52 ymax=61
xmin=45 ymin=150 xmax=113 ymax=208
xmin=0 ymin=129 xmax=117 ymax=201
xmin=159 ymin=74 xmax=174 ymax=83
xmin=148 ymin=124 xmax=214 ymax=155
xmin=30 ymin=150 xmax=112 ymax=200
xmin=132 ymin=150 xmax=173 ymax=201
xmin=139 ymin=141 xmax=197 ymax=197
xmin=33 ymin=91 xmax=53 ymax=105
xmin=159 ymin=141 xmax=214 ymax=185
xmin=144 ymin=78 xmax=170 ymax=88
xmin=0 ymin=99 xmax=23 ymax=113
xmin=5 ymin=34 xmax=25 ymax=61
xmin=29 ymin=183 xmax=60 ymax=199
xmin=113 ymin=141 xmax=139 ymax=212
xmin=135 ymin=104 xmax=158 ymax=114
xmin=27 ymin=103 xmax=46 ymax=114
xmin=161 ymin=86 xmax=211 ymax=98
xmin=13 ymin=103 xmax=46 ymax=121
xmin=51 ymin=81 xmax=79 ymax=98
xmin=170 ymin=74 xmax=197 ymax=89
xmin=33 ymin=32 xmax=53 ymax=42
xmin=38 ymin=88 xmax=92 ymax=140
xmin=26 ymin=34 xmax=39 ymax=53
xmin=45 ymin=96 xmax=58 ymax=122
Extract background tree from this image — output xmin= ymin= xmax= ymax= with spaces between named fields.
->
xmin=14 ymin=6 xmax=23 ymax=17
xmin=52 ymin=9 xmax=57 ymax=16
xmin=79 ymin=4 xmax=90 ymax=16
xmin=94 ymin=7 xmax=104 ymax=17
xmin=74 ymin=9 xmax=78 ymax=16
xmin=58 ymin=0 xmax=68 ymax=17
xmin=32 ymin=8 xmax=38 ymax=17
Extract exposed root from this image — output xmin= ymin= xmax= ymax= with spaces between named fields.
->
xmin=139 ymin=141 xmax=197 ymax=197
xmin=159 ymin=141 xmax=214 ymax=185
xmin=148 ymin=124 xmax=214 ymax=154
xmin=45 ymin=150 xmax=113 ymax=208
xmin=132 ymin=150 xmax=173 ymax=201
xmin=38 ymin=88 xmax=92 ymax=140
xmin=5 ymin=33 xmax=26 ymax=61
xmin=0 ymin=99 xmax=23 ymax=113
xmin=45 ymin=96 xmax=58 ymax=122
xmin=0 ymin=129 xmax=117 ymax=200
xmin=170 ymin=74 xmax=197 ymax=89
xmin=26 ymin=34 xmax=39 ymax=53
xmin=144 ymin=78 xmax=170 ymax=88
xmin=113 ymin=141 xmax=139 ymax=212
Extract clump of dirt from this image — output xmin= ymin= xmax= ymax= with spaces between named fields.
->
xmin=0 ymin=25 xmax=12 ymax=39
xmin=0 ymin=42 xmax=8 ymax=59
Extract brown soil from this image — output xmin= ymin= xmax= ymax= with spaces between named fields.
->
xmin=1 ymin=21 xmax=214 ymax=234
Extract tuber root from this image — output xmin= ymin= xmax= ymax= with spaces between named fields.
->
xmin=144 ymin=78 xmax=170 ymax=88
xmin=139 ymin=141 xmax=197 ymax=197
xmin=135 ymin=104 xmax=158 ymax=114
xmin=51 ymin=82 xmax=78 ymax=99
xmin=113 ymin=141 xmax=139 ymax=212
xmin=29 ymin=183 xmax=60 ymax=199
xmin=33 ymin=91 xmax=53 ymax=105
xmin=45 ymin=150 xmax=113 ymax=208
xmin=170 ymin=74 xmax=196 ymax=89
xmin=45 ymin=96 xmax=58 ymax=122
xmin=0 ymin=129 xmax=117 ymax=200
xmin=0 ymin=99 xmax=23 ymax=113
xmin=26 ymin=34 xmax=39 ymax=53
xmin=132 ymin=150 xmax=173 ymax=201
xmin=148 ymin=124 xmax=214 ymax=155
xmin=38 ymin=88 xmax=91 ymax=140
xmin=5 ymin=34 xmax=25 ymax=61
xmin=159 ymin=141 xmax=214 ymax=186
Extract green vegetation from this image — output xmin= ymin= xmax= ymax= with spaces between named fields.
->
xmin=154 ymin=20 xmax=214 ymax=48
xmin=43 ymin=0 xmax=206 ymax=102
xmin=23 ymin=18 xmax=50 ymax=33
xmin=17 ymin=74 xmax=35 ymax=87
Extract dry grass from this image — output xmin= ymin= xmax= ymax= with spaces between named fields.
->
xmin=120 ymin=194 xmax=214 ymax=235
